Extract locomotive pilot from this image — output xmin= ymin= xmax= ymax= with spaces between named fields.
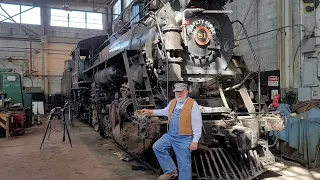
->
xmin=141 ymin=83 xmax=203 ymax=180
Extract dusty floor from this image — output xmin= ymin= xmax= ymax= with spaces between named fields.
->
xmin=0 ymin=118 xmax=319 ymax=180
xmin=0 ymin=118 xmax=156 ymax=180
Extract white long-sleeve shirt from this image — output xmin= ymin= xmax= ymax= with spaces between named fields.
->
xmin=153 ymin=99 xmax=203 ymax=143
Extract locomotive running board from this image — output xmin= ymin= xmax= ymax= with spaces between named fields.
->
xmin=192 ymin=148 xmax=265 ymax=180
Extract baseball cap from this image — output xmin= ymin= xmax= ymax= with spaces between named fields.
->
xmin=173 ymin=83 xmax=188 ymax=92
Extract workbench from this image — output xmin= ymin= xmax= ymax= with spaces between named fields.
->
xmin=0 ymin=112 xmax=12 ymax=140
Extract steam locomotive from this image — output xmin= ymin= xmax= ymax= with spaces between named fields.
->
xmin=61 ymin=0 xmax=284 ymax=179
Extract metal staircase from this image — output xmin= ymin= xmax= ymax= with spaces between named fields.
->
xmin=122 ymin=51 xmax=155 ymax=110
xmin=231 ymin=55 xmax=268 ymax=113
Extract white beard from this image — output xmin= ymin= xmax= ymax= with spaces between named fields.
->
xmin=176 ymin=96 xmax=187 ymax=103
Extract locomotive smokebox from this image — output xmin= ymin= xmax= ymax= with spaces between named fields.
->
xmin=94 ymin=64 xmax=125 ymax=86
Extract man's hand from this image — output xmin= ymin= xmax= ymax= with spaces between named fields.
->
xmin=141 ymin=109 xmax=153 ymax=116
xmin=189 ymin=142 xmax=198 ymax=151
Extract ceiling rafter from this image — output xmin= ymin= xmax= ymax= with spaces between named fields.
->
xmin=1 ymin=0 xmax=112 ymax=8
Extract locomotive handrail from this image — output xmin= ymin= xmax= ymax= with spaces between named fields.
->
xmin=224 ymin=72 xmax=254 ymax=91
xmin=148 ymin=12 xmax=170 ymax=102
xmin=83 ymin=50 xmax=125 ymax=74
xmin=202 ymin=10 xmax=233 ymax=14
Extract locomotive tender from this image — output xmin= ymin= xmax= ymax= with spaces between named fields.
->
xmin=61 ymin=0 xmax=284 ymax=179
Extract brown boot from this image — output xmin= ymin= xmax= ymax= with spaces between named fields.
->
xmin=159 ymin=170 xmax=178 ymax=179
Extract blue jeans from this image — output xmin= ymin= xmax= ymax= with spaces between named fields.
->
xmin=153 ymin=133 xmax=193 ymax=180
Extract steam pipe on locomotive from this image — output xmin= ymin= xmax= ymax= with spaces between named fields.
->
xmin=63 ymin=0 xmax=285 ymax=179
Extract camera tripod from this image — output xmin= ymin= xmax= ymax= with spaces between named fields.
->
xmin=40 ymin=102 xmax=72 ymax=150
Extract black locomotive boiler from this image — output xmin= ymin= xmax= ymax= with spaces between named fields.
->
xmin=61 ymin=0 xmax=284 ymax=179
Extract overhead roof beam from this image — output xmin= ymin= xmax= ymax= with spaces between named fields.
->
xmin=3 ymin=0 xmax=112 ymax=8
xmin=45 ymin=0 xmax=112 ymax=7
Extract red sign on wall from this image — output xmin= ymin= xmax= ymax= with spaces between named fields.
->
xmin=268 ymin=76 xmax=279 ymax=87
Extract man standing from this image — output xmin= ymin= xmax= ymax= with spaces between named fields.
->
xmin=141 ymin=83 xmax=203 ymax=180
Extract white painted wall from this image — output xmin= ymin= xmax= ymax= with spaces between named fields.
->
xmin=227 ymin=0 xmax=279 ymax=72
xmin=227 ymin=0 xmax=310 ymax=93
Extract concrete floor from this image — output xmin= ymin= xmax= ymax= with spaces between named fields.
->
xmin=0 ymin=118 xmax=319 ymax=180
xmin=262 ymin=160 xmax=320 ymax=180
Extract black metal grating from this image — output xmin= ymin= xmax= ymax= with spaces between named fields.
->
xmin=192 ymin=148 xmax=264 ymax=180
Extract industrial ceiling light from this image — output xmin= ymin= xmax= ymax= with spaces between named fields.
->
xmin=63 ymin=0 xmax=72 ymax=12
xmin=63 ymin=5 xmax=72 ymax=12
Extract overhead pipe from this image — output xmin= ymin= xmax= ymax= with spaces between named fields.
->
xmin=30 ymin=37 xmax=32 ymax=74
xmin=284 ymin=0 xmax=293 ymax=90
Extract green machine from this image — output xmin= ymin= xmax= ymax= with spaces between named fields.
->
xmin=0 ymin=69 xmax=33 ymax=127
xmin=0 ymin=70 xmax=24 ymax=105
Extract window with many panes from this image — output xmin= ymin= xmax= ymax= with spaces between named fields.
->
xmin=50 ymin=9 xmax=68 ymax=27
xmin=50 ymin=9 xmax=103 ymax=30
xmin=69 ymin=11 xmax=86 ymax=28
xmin=87 ymin=12 xmax=103 ymax=30
xmin=0 ymin=3 xmax=40 ymax=25
xmin=21 ymin=5 xmax=41 ymax=25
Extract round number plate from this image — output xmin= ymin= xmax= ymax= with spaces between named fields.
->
xmin=194 ymin=26 xmax=211 ymax=46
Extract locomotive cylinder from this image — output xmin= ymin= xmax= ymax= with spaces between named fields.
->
xmin=94 ymin=64 xmax=124 ymax=85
